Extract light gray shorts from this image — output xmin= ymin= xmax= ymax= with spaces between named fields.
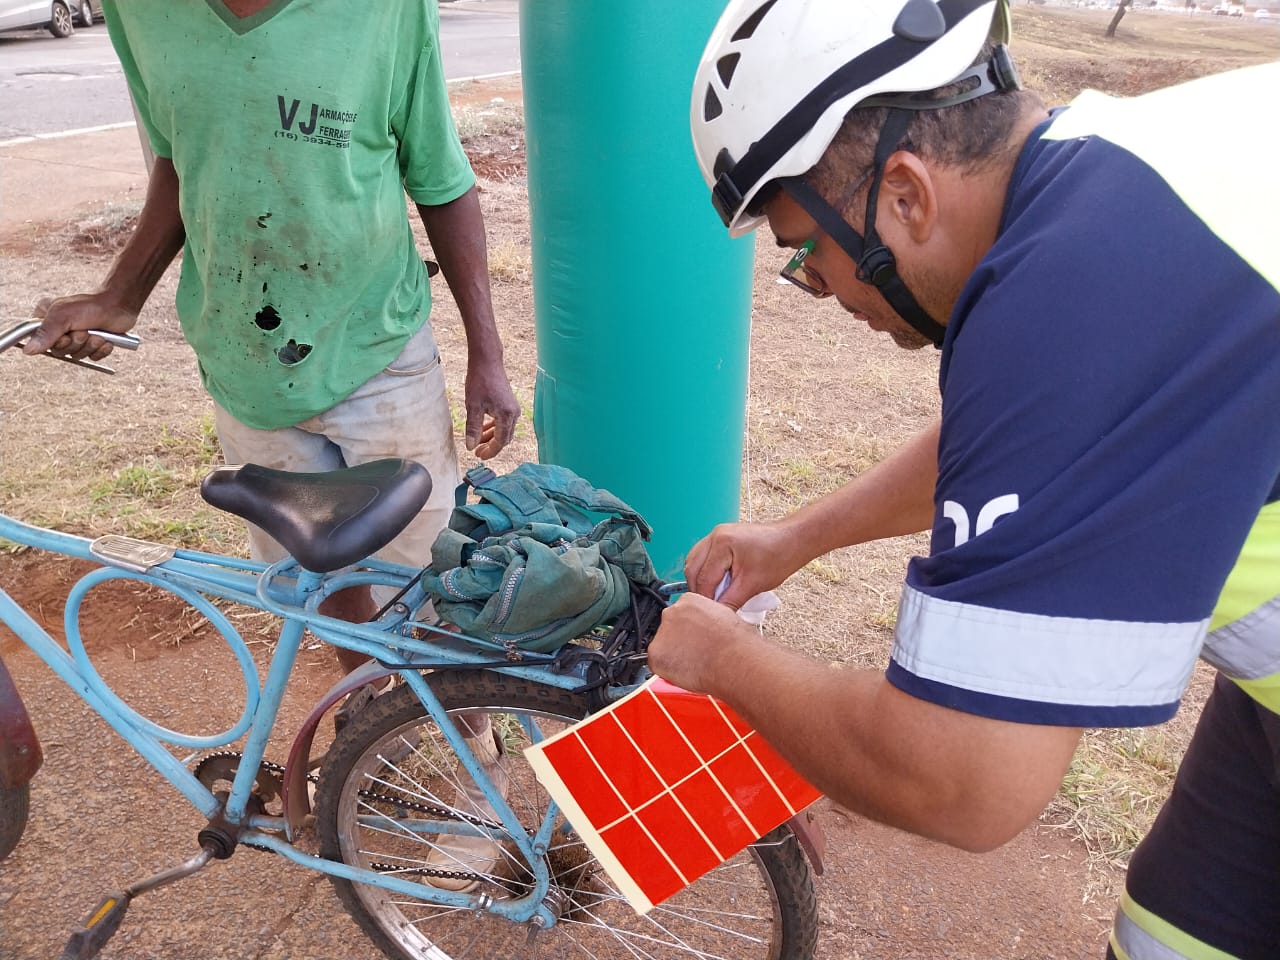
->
xmin=212 ymin=324 xmax=460 ymax=601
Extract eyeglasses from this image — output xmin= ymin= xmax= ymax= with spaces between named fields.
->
xmin=778 ymin=239 xmax=829 ymax=297
xmin=776 ymin=167 xmax=876 ymax=299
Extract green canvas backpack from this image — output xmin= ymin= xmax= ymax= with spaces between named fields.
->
xmin=421 ymin=463 xmax=660 ymax=654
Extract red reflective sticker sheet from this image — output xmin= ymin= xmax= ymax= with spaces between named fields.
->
xmin=523 ymin=676 xmax=821 ymax=913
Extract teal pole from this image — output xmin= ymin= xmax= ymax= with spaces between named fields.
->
xmin=520 ymin=0 xmax=754 ymax=578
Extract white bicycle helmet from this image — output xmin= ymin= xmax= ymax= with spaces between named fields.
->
xmin=692 ymin=0 xmax=1012 ymax=236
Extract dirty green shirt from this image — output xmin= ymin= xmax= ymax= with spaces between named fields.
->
xmin=102 ymin=0 xmax=475 ymax=429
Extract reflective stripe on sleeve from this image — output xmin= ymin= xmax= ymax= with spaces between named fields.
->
xmin=892 ymin=584 xmax=1205 ymax=709
xmin=1112 ymin=892 xmax=1243 ymax=960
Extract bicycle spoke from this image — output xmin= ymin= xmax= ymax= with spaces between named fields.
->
xmin=570 ymin=905 xmax=688 ymax=960
xmin=389 ymin=899 xmax=470 ymax=918
xmin=557 ymin=925 xmax=608 ymax=960
xmin=316 ymin=677 xmax=814 ymax=960
xmin=567 ymin=907 xmax=745 ymax=960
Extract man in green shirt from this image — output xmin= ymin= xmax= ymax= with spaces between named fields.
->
xmin=25 ymin=0 xmax=519 ymax=888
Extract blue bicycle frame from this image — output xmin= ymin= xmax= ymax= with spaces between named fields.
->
xmin=0 ymin=510 xmax=634 ymax=924
xmin=0 ymin=319 xmax=825 ymax=960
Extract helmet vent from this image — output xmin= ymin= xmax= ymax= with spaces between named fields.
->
xmin=730 ymin=0 xmax=778 ymax=42
xmin=716 ymin=53 xmax=741 ymax=87
xmin=703 ymin=86 xmax=724 ymax=122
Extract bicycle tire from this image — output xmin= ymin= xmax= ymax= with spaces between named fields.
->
xmin=315 ymin=671 xmax=818 ymax=960
xmin=0 ymin=782 xmax=30 ymax=860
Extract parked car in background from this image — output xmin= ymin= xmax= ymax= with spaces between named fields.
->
xmin=0 ymin=0 xmax=93 ymax=39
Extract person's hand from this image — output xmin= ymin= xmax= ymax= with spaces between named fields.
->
xmin=647 ymin=592 xmax=759 ymax=694
xmin=22 ymin=294 xmax=139 ymax=362
xmin=684 ymin=519 xmax=803 ymax=610
xmin=463 ymin=358 xmax=520 ymax=459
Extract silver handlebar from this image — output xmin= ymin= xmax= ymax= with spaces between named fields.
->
xmin=1 ymin=319 xmax=141 ymax=374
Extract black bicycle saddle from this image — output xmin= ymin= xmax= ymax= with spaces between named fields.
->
xmin=200 ymin=458 xmax=433 ymax=573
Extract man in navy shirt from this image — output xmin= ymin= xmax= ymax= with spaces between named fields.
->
xmin=651 ymin=1 xmax=1280 ymax=956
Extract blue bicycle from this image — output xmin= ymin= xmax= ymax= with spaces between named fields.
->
xmin=0 ymin=320 xmax=820 ymax=960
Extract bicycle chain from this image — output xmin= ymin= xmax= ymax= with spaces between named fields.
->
xmin=355 ymin=786 xmax=508 ymax=885
xmin=191 ymin=752 xmax=500 ymax=885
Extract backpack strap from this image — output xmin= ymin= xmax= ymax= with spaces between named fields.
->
xmin=450 ymin=465 xmax=562 ymax=539
xmin=509 ymin=463 xmax=653 ymax=540
xmin=452 ymin=463 xmax=653 ymax=542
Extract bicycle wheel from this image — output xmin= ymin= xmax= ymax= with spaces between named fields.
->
xmin=315 ymin=671 xmax=818 ymax=960
xmin=0 ymin=783 xmax=30 ymax=860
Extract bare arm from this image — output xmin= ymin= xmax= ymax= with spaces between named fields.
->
xmin=415 ymin=187 xmax=519 ymax=459
xmin=687 ymin=419 xmax=941 ymax=607
xmin=24 ymin=157 xmax=184 ymax=361
xmin=648 ymin=594 xmax=1081 ymax=852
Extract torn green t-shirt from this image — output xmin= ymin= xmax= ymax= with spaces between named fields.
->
xmin=103 ymin=0 xmax=475 ymax=428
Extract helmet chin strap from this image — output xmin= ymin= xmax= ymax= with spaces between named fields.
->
xmin=782 ymin=108 xmax=947 ymax=347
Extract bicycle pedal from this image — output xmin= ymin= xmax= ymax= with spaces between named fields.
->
xmin=60 ymin=891 xmax=131 ymax=960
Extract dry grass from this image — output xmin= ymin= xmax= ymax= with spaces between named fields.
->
xmin=453 ymin=92 xmax=524 ymax=141
xmin=61 ymin=203 xmax=140 ymax=257
xmin=1041 ymin=662 xmax=1216 ymax=899
xmin=487 ymin=240 xmax=533 ymax=284
xmin=1 ymin=4 xmax=1274 ymax=897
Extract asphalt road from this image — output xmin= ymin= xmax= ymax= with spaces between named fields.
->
xmin=0 ymin=23 xmax=128 ymax=141
xmin=0 ymin=0 xmax=521 ymax=143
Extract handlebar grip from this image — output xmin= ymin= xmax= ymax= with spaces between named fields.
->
xmin=1 ymin=320 xmax=141 ymax=352
xmin=0 ymin=320 xmax=142 ymax=374
xmin=92 ymin=330 xmax=141 ymax=350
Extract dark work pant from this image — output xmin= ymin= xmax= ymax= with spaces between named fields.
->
xmin=1107 ymin=673 xmax=1280 ymax=959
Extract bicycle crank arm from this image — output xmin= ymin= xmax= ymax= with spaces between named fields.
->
xmin=59 ymin=845 xmax=216 ymax=959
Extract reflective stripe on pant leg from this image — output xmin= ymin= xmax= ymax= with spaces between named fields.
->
xmin=1111 ymin=893 xmax=1243 ymax=960
xmin=1114 ymin=674 xmax=1280 ymax=960
xmin=1204 ymin=501 xmax=1280 ymax=713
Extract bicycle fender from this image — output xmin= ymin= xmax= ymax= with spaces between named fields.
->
xmin=0 ymin=654 xmax=42 ymax=789
xmin=281 ymin=660 xmax=396 ymax=840
xmin=786 ymin=803 xmax=826 ymax=876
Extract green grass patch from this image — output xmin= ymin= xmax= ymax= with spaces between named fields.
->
xmin=117 ymin=511 xmax=232 ymax=548
xmin=91 ymin=462 xmax=182 ymax=504
xmin=453 ymin=96 xmax=524 ymax=140
xmin=156 ymin=414 xmax=221 ymax=468
xmin=0 ymin=537 xmax=28 ymax=556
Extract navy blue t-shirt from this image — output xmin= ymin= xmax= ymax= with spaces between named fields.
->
xmin=888 ymin=64 xmax=1280 ymax=727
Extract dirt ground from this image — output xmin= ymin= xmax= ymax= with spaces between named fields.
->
xmin=1 ymin=6 xmax=1277 ymax=959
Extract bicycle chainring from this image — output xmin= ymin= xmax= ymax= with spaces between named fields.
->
xmin=193 ymin=751 xmax=285 ymax=815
